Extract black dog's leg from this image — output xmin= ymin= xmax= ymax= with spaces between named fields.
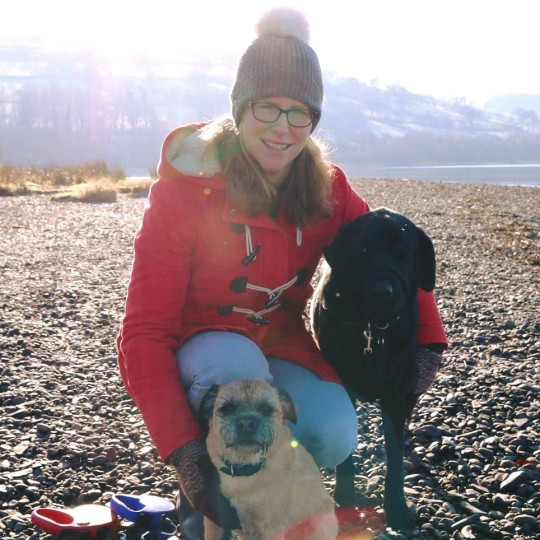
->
xmin=381 ymin=399 xmax=415 ymax=531
xmin=334 ymin=454 xmax=356 ymax=506
xmin=334 ymin=389 xmax=357 ymax=506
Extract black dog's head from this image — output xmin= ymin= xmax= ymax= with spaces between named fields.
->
xmin=324 ymin=207 xmax=435 ymax=320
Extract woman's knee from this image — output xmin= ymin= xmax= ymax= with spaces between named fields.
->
xmin=268 ymin=358 xmax=357 ymax=468
xmin=176 ymin=331 xmax=272 ymax=409
xmin=299 ymin=398 xmax=358 ymax=468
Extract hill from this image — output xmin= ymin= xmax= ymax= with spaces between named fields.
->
xmin=1 ymin=43 xmax=539 ymax=171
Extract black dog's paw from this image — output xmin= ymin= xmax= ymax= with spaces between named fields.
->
xmin=385 ymin=499 xmax=416 ymax=532
xmin=337 ymin=493 xmax=381 ymax=508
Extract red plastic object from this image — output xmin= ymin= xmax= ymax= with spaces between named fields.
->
xmin=336 ymin=505 xmax=385 ymax=539
xmin=31 ymin=504 xmax=118 ymax=538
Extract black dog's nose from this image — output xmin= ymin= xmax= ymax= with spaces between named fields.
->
xmin=237 ymin=416 xmax=258 ymax=433
xmin=372 ymin=282 xmax=394 ymax=299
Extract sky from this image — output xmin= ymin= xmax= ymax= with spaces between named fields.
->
xmin=2 ymin=0 xmax=538 ymax=107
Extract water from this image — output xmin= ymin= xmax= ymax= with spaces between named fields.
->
xmin=127 ymin=164 xmax=540 ymax=188
xmin=344 ymin=164 xmax=540 ymax=188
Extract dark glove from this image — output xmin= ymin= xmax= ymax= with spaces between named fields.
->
xmin=414 ymin=345 xmax=444 ymax=394
xmin=167 ymin=440 xmax=241 ymax=530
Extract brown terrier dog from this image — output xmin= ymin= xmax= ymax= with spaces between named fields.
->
xmin=199 ymin=380 xmax=338 ymax=540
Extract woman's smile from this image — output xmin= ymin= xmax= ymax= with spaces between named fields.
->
xmin=262 ymin=139 xmax=291 ymax=151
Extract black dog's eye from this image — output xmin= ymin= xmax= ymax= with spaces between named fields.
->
xmin=387 ymin=230 xmax=408 ymax=257
xmin=355 ymin=241 xmax=368 ymax=255
xmin=393 ymin=241 xmax=407 ymax=257
xmin=218 ymin=402 xmax=237 ymax=416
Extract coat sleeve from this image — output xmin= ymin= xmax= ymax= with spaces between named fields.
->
xmin=332 ymin=166 xmax=371 ymax=223
xmin=117 ymin=179 xmax=202 ymax=461
xmin=416 ymin=288 xmax=448 ymax=348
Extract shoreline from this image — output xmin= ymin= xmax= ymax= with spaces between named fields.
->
xmin=354 ymin=177 xmax=540 ymax=189
xmin=123 ymin=172 xmax=540 ymax=190
xmin=342 ymin=163 xmax=540 ymax=188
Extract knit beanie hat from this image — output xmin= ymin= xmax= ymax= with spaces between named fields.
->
xmin=231 ymin=7 xmax=323 ymax=129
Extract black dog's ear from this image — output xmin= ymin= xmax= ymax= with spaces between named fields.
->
xmin=277 ymin=389 xmax=297 ymax=424
xmin=197 ymin=384 xmax=220 ymax=436
xmin=324 ymin=228 xmax=351 ymax=276
xmin=417 ymin=228 xmax=436 ymax=291
xmin=323 ymin=237 xmax=340 ymax=268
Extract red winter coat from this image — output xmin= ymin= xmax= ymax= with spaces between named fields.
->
xmin=117 ymin=124 xmax=448 ymax=461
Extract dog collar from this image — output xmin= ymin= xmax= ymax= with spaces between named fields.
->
xmin=219 ymin=458 xmax=266 ymax=477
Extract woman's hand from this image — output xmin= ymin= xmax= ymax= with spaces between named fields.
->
xmin=168 ymin=441 xmax=241 ymax=530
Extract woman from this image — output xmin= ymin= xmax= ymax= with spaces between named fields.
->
xmin=117 ymin=7 xmax=447 ymax=538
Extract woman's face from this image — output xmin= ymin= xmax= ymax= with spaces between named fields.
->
xmin=239 ymin=97 xmax=313 ymax=186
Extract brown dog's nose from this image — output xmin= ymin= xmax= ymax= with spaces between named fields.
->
xmin=237 ymin=416 xmax=258 ymax=433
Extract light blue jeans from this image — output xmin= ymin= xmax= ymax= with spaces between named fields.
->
xmin=176 ymin=331 xmax=358 ymax=468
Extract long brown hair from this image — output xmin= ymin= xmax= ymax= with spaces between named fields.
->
xmin=201 ymin=118 xmax=335 ymax=227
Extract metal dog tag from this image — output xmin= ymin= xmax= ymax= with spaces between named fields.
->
xmin=363 ymin=328 xmax=373 ymax=355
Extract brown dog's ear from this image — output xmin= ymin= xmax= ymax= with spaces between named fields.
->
xmin=278 ymin=389 xmax=297 ymax=424
xmin=197 ymin=384 xmax=220 ymax=436
xmin=417 ymin=227 xmax=436 ymax=292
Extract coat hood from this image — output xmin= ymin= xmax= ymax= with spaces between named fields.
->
xmin=157 ymin=123 xmax=224 ymax=187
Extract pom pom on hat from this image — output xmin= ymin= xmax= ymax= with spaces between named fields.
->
xmin=255 ymin=7 xmax=310 ymax=42
xmin=231 ymin=7 xmax=323 ymax=129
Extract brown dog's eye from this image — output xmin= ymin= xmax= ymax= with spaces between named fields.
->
xmin=258 ymin=404 xmax=276 ymax=416
xmin=218 ymin=403 xmax=237 ymax=416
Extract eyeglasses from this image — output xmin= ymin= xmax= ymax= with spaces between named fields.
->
xmin=250 ymin=102 xmax=318 ymax=128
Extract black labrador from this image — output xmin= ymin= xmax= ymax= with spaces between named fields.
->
xmin=311 ymin=207 xmax=437 ymax=531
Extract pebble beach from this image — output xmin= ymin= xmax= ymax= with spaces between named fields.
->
xmin=1 ymin=178 xmax=539 ymax=539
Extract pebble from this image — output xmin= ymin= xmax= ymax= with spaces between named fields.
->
xmin=500 ymin=471 xmax=529 ymax=492
xmin=514 ymin=515 xmax=538 ymax=528
xmin=451 ymin=514 xmax=480 ymax=531
xmin=2 ymin=183 xmax=539 ymax=539
xmin=492 ymin=493 xmax=514 ymax=509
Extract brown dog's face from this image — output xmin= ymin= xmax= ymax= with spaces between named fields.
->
xmin=200 ymin=380 xmax=296 ymax=459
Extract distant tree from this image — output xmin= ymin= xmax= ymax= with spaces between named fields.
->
xmin=512 ymin=108 xmax=540 ymax=132
xmin=450 ymin=98 xmax=486 ymax=130
xmin=14 ymin=85 xmax=38 ymax=128
xmin=0 ymin=85 xmax=9 ymax=127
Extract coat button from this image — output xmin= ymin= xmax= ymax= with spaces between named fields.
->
xmin=230 ymin=276 xmax=248 ymax=293
xmin=230 ymin=209 xmax=237 ymax=216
